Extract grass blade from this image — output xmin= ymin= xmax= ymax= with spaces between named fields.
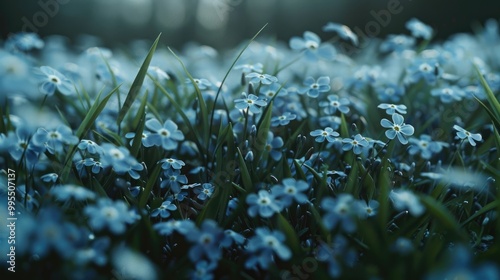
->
xmin=117 ymin=33 xmax=161 ymax=126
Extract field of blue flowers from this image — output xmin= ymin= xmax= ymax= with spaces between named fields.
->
xmin=1 ymin=18 xmax=500 ymax=279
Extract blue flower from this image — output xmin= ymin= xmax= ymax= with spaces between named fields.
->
xmin=154 ymin=219 xmax=197 ymax=236
xmin=49 ymin=184 xmax=96 ymax=201
xmin=408 ymin=134 xmax=448 ymax=159
xmin=389 ymin=189 xmax=424 ymax=216
xmin=377 ymin=103 xmax=408 ymax=115
xmin=83 ymin=157 xmax=104 ymax=174
xmin=194 ymin=183 xmax=215 ymax=201
xmin=319 ymin=94 xmax=350 ymax=114
xmin=380 ymin=34 xmax=416 ymax=53
xmin=159 ymin=157 xmax=186 ymax=170
xmin=161 ymin=169 xmax=188 ymax=193
xmin=100 ymin=143 xmax=144 ymax=179
xmin=323 ymin=22 xmax=359 ymax=45
xmin=245 ymin=227 xmax=292 ymax=270
xmin=125 ymin=131 xmax=154 ymax=148
xmin=185 ymin=220 xmax=231 ymax=262
xmin=74 ymin=237 xmax=110 ymax=266
xmin=271 ymin=112 xmax=296 ymax=127
xmin=234 ymin=92 xmax=268 ymax=114
xmin=310 ymin=127 xmax=340 ymax=143
xmin=144 ymin=119 xmax=185 ymax=150
xmin=260 ymin=82 xmax=287 ymax=99
xmin=32 ymin=124 xmax=79 ymax=154
xmin=246 ymin=190 xmax=282 ymax=218
xmin=30 ymin=207 xmax=83 ymax=259
xmin=263 ymin=132 xmax=284 ymax=161
xmin=35 ymin=66 xmax=74 ymax=96
xmin=380 ymin=113 xmax=415 ymax=144
xmin=41 ymin=172 xmax=58 ymax=183
xmin=245 ymin=72 xmax=278 ymax=85
xmin=271 ymin=178 xmax=309 ymax=207
xmin=453 ymin=125 xmax=482 ymax=146
xmin=84 ymin=198 xmax=140 ymax=234
xmin=431 ymin=86 xmax=465 ymax=103
xmin=16 ymin=185 xmax=39 ymax=211
xmin=321 ymin=194 xmax=357 ymax=232
xmin=355 ymin=199 xmax=379 ymax=218
xmin=78 ymin=139 xmax=104 ymax=154
xmin=5 ymin=32 xmax=44 ymax=52
xmin=342 ymin=134 xmax=369 ymax=155
xmin=191 ymin=260 xmax=217 ymax=280
xmin=226 ymin=197 xmax=239 ymax=217
xmin=299 ymin=76 xmax=330 ymax=98
xmin=235 ymin=63 xmax=263 ymax=73
xmin=289 ymin=31 xmax=336 ymax=61
xmin=150 ymin=199 xmax=177 ymax=218
xmin=406 ymin=59 xmax=440 ymax=85
xmin=376 ymin=84 xmax=405 ymax=102
xmin=406 ymin=18 xmax=433 ymax=40
xmin=188 ymin=78 xmax=212 ymax=90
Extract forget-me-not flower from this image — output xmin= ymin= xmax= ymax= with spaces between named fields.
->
xmin=408 ymin=134 xmax=448 ymax=159
xmin=35 ymin=66 xmax=74 ymax=96
xmin=234 ymin=92 xmax=268 ymax=114
xmin=245 ymin=227 xmax=292 ymax=270
xmin=323 ymin=22 xmax=359 ymax=45
xmin=84 ymin=198 xmax=140 ymax=234
xmin=320 ymin=94 xmax=350 ymax=114
xmin=289 ymin=31 xmax=336 ymax=61
xmin=310 ymin=127 xmax=340 ymax=143
xmin=271 ymin=178 xmax=309 ymax=207
xmin=453 ymin=125 xmax=482 ymax=146
xmin=342 ymin=134 xmax=369 ymax=155
xmin=246 ymin=190 xmax=282 ymax=218
xmin=150 ymin=199 xmax=177 ymax=219
xmin=144 ymin=119 xmax=185 ymax=150
xmin=406 ymin=18 xmax=433 ymax=40
xmin=378 ymin=103 xmax=408 ymax=115
xmin=380 ymin=113 xmax=415 ymax=144
xmin=245 ymin=72 xmax=278 ymax=85
xmin=299 ymin=76 xmax=330 ymax=98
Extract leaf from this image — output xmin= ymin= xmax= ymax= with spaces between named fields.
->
xmin=208 ymin=23 xmax=269 ymax=148
xmin=253 ymin=101 xmax=273 ymax=165
xmin=130 ymin=91 xmax=149 ymax=157
xmin=475 ymin=64 xmax=500 ymax=121
xmin=237 ymin=147 xmax=253 ymax=192
xmin=168 ymin=47 xmax=209 ymax=146
xmin=117 ymin=33 xmax=161 ymax=126
xmin=139 ymin=163 xmax=162 ymax=208
xmin=277 ymin=213 xmax=301 ymax=256
xmin=460 ymin=200 xmax=500 ymax=227
xmin=419 ymin=194 xmax=466 ymax=239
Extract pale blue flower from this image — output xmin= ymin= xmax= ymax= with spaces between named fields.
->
xmin=380 ymin=113 xmax=415 ymax=144
xmin=453 ymin=125 xmax=482 ymax=146
xmin=310 ymin=127 xmax=340 ymax=143
xmin=377 ymin=103 xmax=408 ymax=115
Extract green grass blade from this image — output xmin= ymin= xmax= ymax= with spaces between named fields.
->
xmin=475 ymin=64 xmax=500 ymax=121
xmin=208 ymin=23 xmax=269 ymax=148
xmin=117 ymin=33 xmax=161 ymax=126
xmin=253 ymin=101 xmax=273 ymax=165
xmin=237 ymin=147 xmax=253 ymax=192
xmin=168 ymin=47 xmax=209 ymax=145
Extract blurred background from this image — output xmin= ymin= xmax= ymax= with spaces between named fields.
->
xmin=1 ymin=0 xmax=499 ymax=49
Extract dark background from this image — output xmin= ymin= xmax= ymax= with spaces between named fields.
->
xmin=0 ymin=0 xmax=499 ymax=49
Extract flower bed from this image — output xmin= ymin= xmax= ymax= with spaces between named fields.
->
xmin=1 ymin=18 xmax=500 ymax=279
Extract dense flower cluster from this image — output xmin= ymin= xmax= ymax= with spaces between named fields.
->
xmin=1 ymin=18 xmax=500 ymax=279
